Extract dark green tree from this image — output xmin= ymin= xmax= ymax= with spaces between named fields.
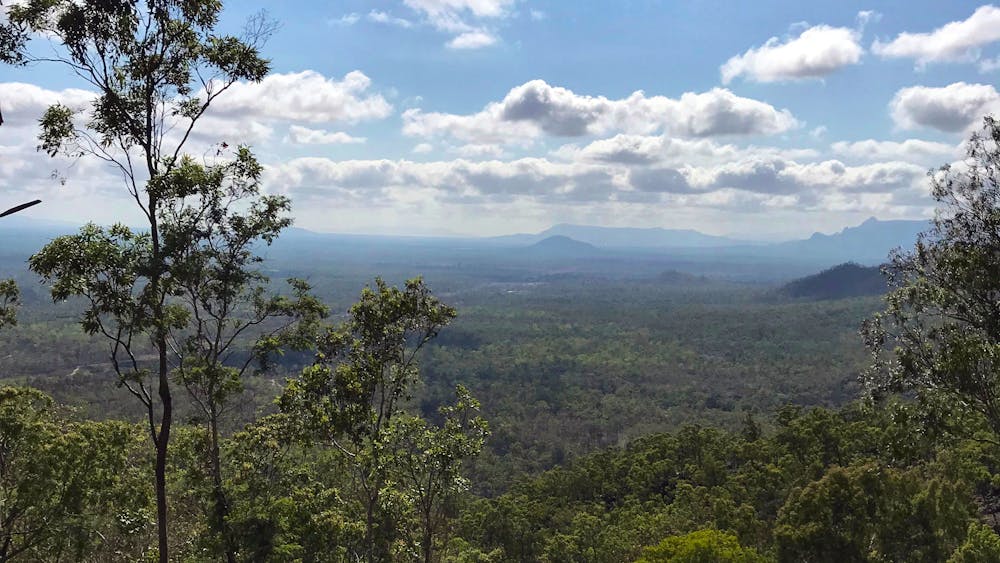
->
xmin=0 ymin=279 xmax=16 ymax=329
xmin=0 ymin=387 xmax=151 ymax=561
xmin=2 ymin=2 xmax=273 ymax=560
xmin=280 ymin=277 xmax=479 ymax=562
xmin=862 ymin=116 xmax=1000 ymax=441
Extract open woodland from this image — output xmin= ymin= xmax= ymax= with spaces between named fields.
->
xmin=3 ymin=1 xmax=1000 ymax=562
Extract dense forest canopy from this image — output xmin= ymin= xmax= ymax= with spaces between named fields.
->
xmin=2 ymin=1 xmax=1000 ymax=562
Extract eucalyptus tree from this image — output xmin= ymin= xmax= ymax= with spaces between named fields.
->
xmin=279 ymin=277 xmax=479 ymax=562
xmin=0 ymin=2 xmax=288 ymax=560
xmin=862 ymin=116 xmax=1000 ymax=442
xmin=390 ymin=386 xmax=488 ymax=563
xmin=0 ymin=386 xmax=150 ymax=562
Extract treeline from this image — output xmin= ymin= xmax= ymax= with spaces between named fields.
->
xmin=454 ymin=401 xmax=1000 ymax=562
xmin=0 ymin=281 xmax=488 ymax=562
xmin=8 ymin=383 xmax=1000 ymax=562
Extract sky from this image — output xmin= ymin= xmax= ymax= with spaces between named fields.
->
xmin=1 ymin=1 xmax=999 ymax=239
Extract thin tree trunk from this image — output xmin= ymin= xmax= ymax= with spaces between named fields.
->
xmin=155 ymin=344 xmax=172 ymax=563
xmin=422 ymin=519 xmax=433 ymax=563
xmin=209 ymin=407 xmax=237 ymax=563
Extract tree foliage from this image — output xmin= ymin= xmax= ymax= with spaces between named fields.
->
xmin=278 ymin=278 xmax=486 ymax=562
xmin=863 ymin=116 xmax=1000 ymax=440
xmin=2 ymin=1 xmax=281 ymax=560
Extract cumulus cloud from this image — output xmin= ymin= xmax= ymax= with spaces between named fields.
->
xmin=628 ymin=168 xmax=693 ymax=193
xmin=264 ymin=156 xmax=626 ymax=205
xmin=553 ymin=134 xmax=818 ymax=167
xmin=402 ymin=80 xmax=799 ymax=145
xmin=890 ymin=82 xmax=1000 ymax=132
xmin=690 ymin=158 xmax=925 ymax=195
xmin=831 ymin=138 xmax=959 ymax=163
xmin=449 ymin=143 xmax=506 ymax=158
xmin=210 ymin=70 xmax=392 ymax=124
xmin=447 ymin=30 xmax=497 ymax=49
xmin=872 ymin=5 xmax=1000 ymax=66
xmin=286 ymin=125 xmax=366 ymax=145
xmin=721 ymin=24 xmax=864 ymax=83
xmin=262 ymin=150 xmax=927 ymax=215
xmin=1 ymin=70 xmax=390 ymax=150
xmin=0 ymin=82 xmax=95 ymax=128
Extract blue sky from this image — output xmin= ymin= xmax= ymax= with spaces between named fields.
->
xmin=2 ymin=1 xmax=1000 ymax=239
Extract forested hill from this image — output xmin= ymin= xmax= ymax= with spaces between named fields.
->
xmin=456 ymin=400 xmax=1000 ymax=561
xmin=781 ymin=262 xmax=887 ymax=300
xmin=522 ymin=235 xmax=601 ymax=257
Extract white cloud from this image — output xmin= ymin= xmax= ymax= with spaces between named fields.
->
xmin=872 ymin=5 xmax=1000 ymax=66
xmin=367 ymin=10 xmax=414 ymax=28
xmin=890 ymin=82 xmax=1000 ymax=132
xmin=553 ymin=134 xmax=818 ymax=167
xmin=403 ymin=0 xmax=514 ymax=20
xmin=530 ymin=9 xmax=546 ymax=21
xmin=980 ymin=55 xmax=1000 ymax=72
xmin=286 ymin=125 xmax=366 ymax=145
xmin=449 ymin=143 xmax=506 ymax=158
xmin=721 ymin=24 xmax=864 ymax=83
xmin=402 ymin=80 xmax=799 ymax=145
xmin=856 ymin=10 xmax=882 ymax=30
xmin=209 ymin=70 xmax=392 ymax=125
xmin=831 ymin=139 xmax=959 ymax=164
xmin=0 ymin=82 xmax=95 ymax=128
xmin=447 ymin=30 xmax=497 ymax=49
xmin=684 ymin=158 xmax=925 ymax=196
xmin=413 ymin=143 xmax=435 ymax=154
xmin=401 ymin=0 xmax=514 ymax=48
xmin=333 ymin=13 xmax=360 ymax=26
xmin=263 ymin=149 xmax=927 ymax=214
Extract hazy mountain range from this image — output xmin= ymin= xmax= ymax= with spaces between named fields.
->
xmin=490 ymin=217 xmax=928 ymax=264
xmin=490 ymin=223 xmax=748 ymax=248
xmin=0 ymin=215 xmax=930 ymax=275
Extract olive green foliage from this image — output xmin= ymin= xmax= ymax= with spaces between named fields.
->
xmin=948 ymin=523 xmax=1000 ymax=562
xmin=774 ymin=463 xmax=972 ymax=562
xmin=0 ymin=278 xmax=17 ymax=329
xmin=2 ymin=1 xmax=283 ymax=560
xmin=636 ymin=530 xmax=767 ymax=563
xmin=863 ymin=116 xmax=1000 ymax=440
xmin=453 ymin=401 xmax=993 ymax=562
xmin=0 ymin=386 xmax=151 ymax=561
xmin=277 ymin=278 xmax=488 ymax=562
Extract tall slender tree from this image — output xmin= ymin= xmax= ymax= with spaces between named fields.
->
xmin=1 ymin=2 xmax=273 ymax=560
xmin=279 ymin=277 xmax=462 ymax=562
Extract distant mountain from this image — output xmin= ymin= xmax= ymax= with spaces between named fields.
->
xmin=773 ymin=217 xmax=928 ymax=264
xmin=781 ymin=262 xmax=887 ymax=300
xmin=522 ymin=235 xmax=600 ymax=258
xmin=493 ymin=223 xmax=746 ymax=248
